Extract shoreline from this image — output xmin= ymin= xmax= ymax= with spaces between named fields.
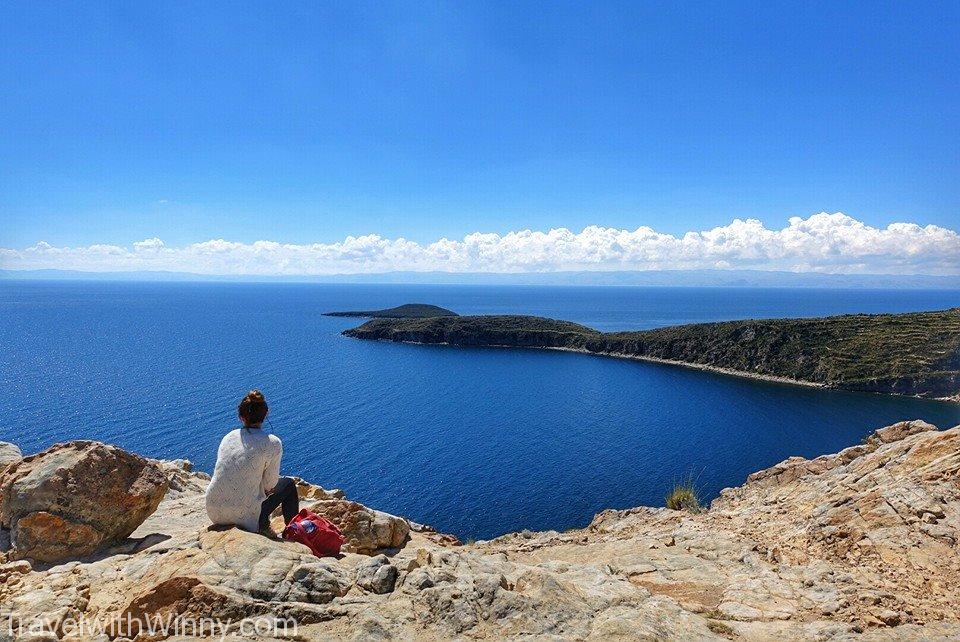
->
xmin=546 ymin=345 xmax=827 ymax=388
xmin=362 ymin=337 xmax=960 ymax=402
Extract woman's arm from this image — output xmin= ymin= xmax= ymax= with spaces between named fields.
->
xmin=262 ymin=440 xmax=282 ymax=495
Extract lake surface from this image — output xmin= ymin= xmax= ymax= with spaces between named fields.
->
xmin=2 ymin=281 xmax=958 ymax=539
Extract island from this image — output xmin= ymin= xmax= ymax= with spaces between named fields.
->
xmin=324 ymin=303 xmax=459 ymax=319
xmin=343 ymin=308 xmax=960 ymax=399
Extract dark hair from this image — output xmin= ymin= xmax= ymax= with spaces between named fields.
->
xmin=238 ymin=389 xmax=268 ymax=426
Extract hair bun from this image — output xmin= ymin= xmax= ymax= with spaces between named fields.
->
xmin=238 ymin=389 xmax=269 ymax=424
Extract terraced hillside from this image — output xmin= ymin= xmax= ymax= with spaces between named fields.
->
xmin=344 ymin=308 xmax=960 ymax=398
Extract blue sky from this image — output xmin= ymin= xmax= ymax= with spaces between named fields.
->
xmin=1 ymin=1 xmax=958 ymax=275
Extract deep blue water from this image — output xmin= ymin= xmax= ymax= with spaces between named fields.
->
xmin=2 ymin=281 xmax=958 ymax=540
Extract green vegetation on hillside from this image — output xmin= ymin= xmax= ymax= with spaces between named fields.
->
xmin=343 ymin=308 xmax=960 ymax=398
xmin=324 ymin=303 xmax=459 ymax=318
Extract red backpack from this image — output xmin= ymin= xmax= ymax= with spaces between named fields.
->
xmin=282 ymin=509 xmax=346 ymax=558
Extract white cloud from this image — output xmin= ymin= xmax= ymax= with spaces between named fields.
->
xmin=2 ymin=212 xmax=958 ymax=275
xmin=132 ymin=237 xmax=165 ymax=251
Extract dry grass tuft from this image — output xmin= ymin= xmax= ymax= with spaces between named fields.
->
xmin=665 ymin=482 xmax=702 ymax=513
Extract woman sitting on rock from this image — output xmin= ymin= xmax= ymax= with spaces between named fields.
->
xmin=205 ymin=390 xmax=299 ymax=537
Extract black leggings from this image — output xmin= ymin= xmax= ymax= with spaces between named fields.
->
xmin=259 ymin=476 xmax=299 ymax=531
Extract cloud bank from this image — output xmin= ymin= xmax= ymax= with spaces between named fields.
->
xmin=2 ymin=213 xmax=958 ymax=276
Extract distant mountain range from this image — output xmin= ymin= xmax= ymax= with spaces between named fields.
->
xmin=1 ymin=268 xmax=957 ymax=289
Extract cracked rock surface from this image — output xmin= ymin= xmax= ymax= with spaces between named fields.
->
xmin=1 ymin=420 xmax=959 ymax=640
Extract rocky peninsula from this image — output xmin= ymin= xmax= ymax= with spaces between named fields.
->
xmin=344 ymin=308 xmax=960 ymax=399
xmin=2 ymin=420 xmax=960 ymax=640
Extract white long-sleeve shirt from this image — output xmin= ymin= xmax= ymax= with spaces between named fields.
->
xmin=205 ymin=427 xmax=283 ymax=532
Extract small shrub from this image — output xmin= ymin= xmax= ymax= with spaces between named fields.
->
xmin=665 ymin=482 xmax=702 ymax=513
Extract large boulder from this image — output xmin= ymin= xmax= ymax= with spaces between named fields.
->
xmin=355 ymin=553 xmax=398 ymax=593
xmin=0 ymin=441 xmax=22 ymax=474
xmin=307 ymin=499 xmax=410 ymax=554
xmin=0 ymin=440 xmax=168 ymax=562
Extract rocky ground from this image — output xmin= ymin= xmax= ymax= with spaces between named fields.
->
xmin=1 ymin=419 xmax=959 ymax=641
